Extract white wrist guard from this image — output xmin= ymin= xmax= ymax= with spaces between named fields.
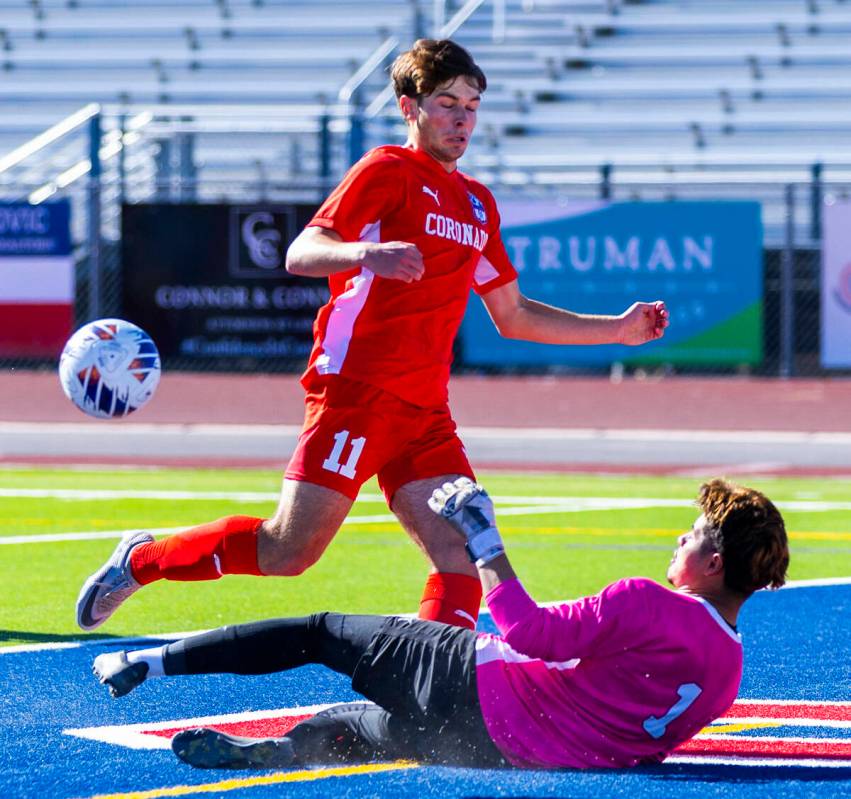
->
xmin=466 ymin=526 xmax=505 ymax=567
xmin=428 ymin=477 xmax=505 ymax=566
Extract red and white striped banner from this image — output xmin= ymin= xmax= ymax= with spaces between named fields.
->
xmin=0 ymin=201 xmax=73 ymax=358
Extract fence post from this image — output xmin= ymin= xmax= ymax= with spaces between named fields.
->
xmin=117 ymin=112 xmax=127 ymax=206
xmin=779 ymin=183 xmax=795 ymax=378
xmin=154 ymin=138 xmax=173 ymax=201
xmin=810 ymin=161 xmax=822 ymax=241
xmin=600 ymin=163 xmax=612 ymax=200
xmin=348 ymin=89 xmax=365 ymax=167
xmin=87 ymin=112 xmax=102 ymax=321
xmin=178 ymin=131 xmax=197 ymax=202
xmin=319 ymin=103 xmax=332 ymax=194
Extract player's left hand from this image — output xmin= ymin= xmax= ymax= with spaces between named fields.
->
xmin=618 ymin=300 xmax=669 ymax=345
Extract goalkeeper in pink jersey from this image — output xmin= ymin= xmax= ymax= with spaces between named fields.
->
xmin=93 ymin=477 xmax=788 ymax=770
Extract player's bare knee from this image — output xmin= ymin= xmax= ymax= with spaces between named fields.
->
xmin=258 ymin=547 xmax=321 ymax=577
xmin=257 ymin=522 xmax=329 ymax=576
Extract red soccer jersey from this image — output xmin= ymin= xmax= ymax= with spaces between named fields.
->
xmin=303 ymin=145 xmax=517 ymax=408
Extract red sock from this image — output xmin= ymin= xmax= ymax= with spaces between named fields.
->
xmin=418 ymin=572 xmax=482 ymax=630
xmin=130 ymin=516 xmax=265 ymax=584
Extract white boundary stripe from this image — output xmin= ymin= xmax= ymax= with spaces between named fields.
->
xmin=63 ymin=699 xmax=851 ymax=768
xmin=0 ymin=513 xmax=401 ymax=546
xmin=2 ymin=486 xmax=850 ymax=512
xmin=697 ymin=734 xmax=851 ymax=743
xmin=780 ymin=576 xmax=851 ymax=589
xmin=64 ymin=703 xmax=337 ymax=750
xmin=667 ymin=754 xmax=851 ymax=768
xmin=3 ymin=494 xmax=849 ymax=547
xmin=3 ymin=577 xmax=851 ymax=656
xmin=4 ymin=421 xmax=851 ymax=444
xmin=0 ymin=526 xmax=186 ymax=545
xmin=714 ymin=719 xmax=851 ymax=729
xmin=0 ymin=488 xmax=284 ymax=501
xmin=725 ymin=698 xmax=851 ymax=706
xmin=462 ymin=427 xmax=851 ymax=445
xmin=0 ymin=630 xmax=204 ymax=655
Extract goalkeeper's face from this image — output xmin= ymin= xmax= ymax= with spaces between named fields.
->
xmin=402 ymin=77 xmax=481 ymax=168
xmin=666 ymin=514 xmax=722 ymax=590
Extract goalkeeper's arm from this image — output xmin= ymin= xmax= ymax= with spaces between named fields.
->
xmin=429 ymin=478 xmax=569 ymax=655
xmin=427 ymin=477 xmax=518 ymax=595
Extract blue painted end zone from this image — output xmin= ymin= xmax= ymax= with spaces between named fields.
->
xmin=1 ymin=584 xmax=849 ymax=799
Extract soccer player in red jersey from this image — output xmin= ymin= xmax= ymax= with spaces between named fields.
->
xmin=77 ymin=39 xmax=669 ymax=633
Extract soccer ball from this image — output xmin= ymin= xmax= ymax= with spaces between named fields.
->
xmin=59 ymin=318 xmax=161 ymax=419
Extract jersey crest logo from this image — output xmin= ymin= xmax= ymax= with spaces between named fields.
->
xmin=468 ymin=192 xmax=487 ymax=224
xmin=422 ymin=186 xmax=440 ymax=206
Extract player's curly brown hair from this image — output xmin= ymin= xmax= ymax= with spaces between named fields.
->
xmin=697 ymin=478 xmax=789 ymax=597
xmin=391 ymin=38 xmax=486 ymax=100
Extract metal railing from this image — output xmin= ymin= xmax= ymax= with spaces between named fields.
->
xmin=365 ymin=0 xmax=496 ymax=119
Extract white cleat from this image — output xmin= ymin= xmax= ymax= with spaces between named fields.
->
xmin=93 ymin=650 xmax=149 ymax=698
xmin=76 ymin=530 xmax=152 ymax=630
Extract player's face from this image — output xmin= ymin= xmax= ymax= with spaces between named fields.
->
xmin=406 ymin=77 xmax=480 ymax=169
xmin=666 ymin=514 xmax=719 ymax=589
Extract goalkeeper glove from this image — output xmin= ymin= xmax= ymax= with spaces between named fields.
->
xmin=428 ymin=477 xmax=504 ymax=566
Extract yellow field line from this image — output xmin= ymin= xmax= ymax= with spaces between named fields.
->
xmin=344 ymin=524 xmax=851 ymax=542
xmin=81 ymin=761 xmax=418 ymax=799
xmin=699 ymin=721 xmax=783 ymax=734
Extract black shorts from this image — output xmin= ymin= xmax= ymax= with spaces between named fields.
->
xmin=348 ymin=616 xmax=507 ymax=767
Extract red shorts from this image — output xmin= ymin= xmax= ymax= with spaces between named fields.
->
xmin=285 ymin=376 xmax=474 ymax=503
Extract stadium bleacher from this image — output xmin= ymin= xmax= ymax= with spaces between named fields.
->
xmin=1 ymin=0 xmax=850 ymax=243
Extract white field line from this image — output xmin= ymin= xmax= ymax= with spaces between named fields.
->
xmin=63 ymin=700 xmax=851 ymax=752
xmin=779 ymin=576 xmax=851 ymax=589
xmin=3 ymin=485 xmax=851 ymax=510
xmin=666 ymin=755 xmax=851 ymax=768
xmin=0 ymin=513 xmax=402 ymax=545
xmin=64 ymin=703 xmax=338 ymax=750
xmin=0 ymin=488 xmax=285 ymax=501
xmin=724 ymin=698 xmax=851 ymax=706
xmin=3 ymin=577 xmax=851 ymax=656
xmin=2 ymin=494 xmax=849 ymax=546
xmin=4 ymin=421 xmax=851 ymax=445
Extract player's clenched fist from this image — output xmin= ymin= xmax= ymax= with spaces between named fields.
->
xmin=362 ymin=241 xmax=425 ymax=283
xmin=618 ymin=300 xmax=669 ymax=345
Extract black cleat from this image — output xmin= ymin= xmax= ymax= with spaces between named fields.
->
xmin=92 ymin=650 xmax=149 ymax=698
xmin=171 ymin=728 xmax=297 ymax=770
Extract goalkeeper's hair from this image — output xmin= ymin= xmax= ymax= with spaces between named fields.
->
xmin=697 ymin=479 xmax=789 ymax=597
xmin=391 ymin=39 xmax=486 ymax=100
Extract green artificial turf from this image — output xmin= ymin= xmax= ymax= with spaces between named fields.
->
xmin=1 ymin=467 xmax=849 ymax=647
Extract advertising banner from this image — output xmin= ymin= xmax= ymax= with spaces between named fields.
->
xmin=122 ymin=204 xmax=326 ymax=366
xmin=821 ymin=200 xmax=851 ymax=368
xmin=0 ymin=200 xmax=73 ymax=358
xmin=461 ymin=200 xmax=763 ymax=367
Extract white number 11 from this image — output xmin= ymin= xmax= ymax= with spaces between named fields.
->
xmin=643 ymin=683 xmax=702 ymax=739
xmin=322 ymin=430 xmax=366 ymax=479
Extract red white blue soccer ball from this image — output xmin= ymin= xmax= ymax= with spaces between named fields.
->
xmin=59 ymin=318 xmax=161 ymax=419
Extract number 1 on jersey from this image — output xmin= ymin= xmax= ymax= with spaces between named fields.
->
xmin=643 ymin=683 xmax=702 ymax=740
xmin=322 ymin=430 xmax=366 ymax=479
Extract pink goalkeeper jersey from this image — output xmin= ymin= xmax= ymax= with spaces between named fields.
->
xmin=475 ymin=577 xmax=743 ymax=769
